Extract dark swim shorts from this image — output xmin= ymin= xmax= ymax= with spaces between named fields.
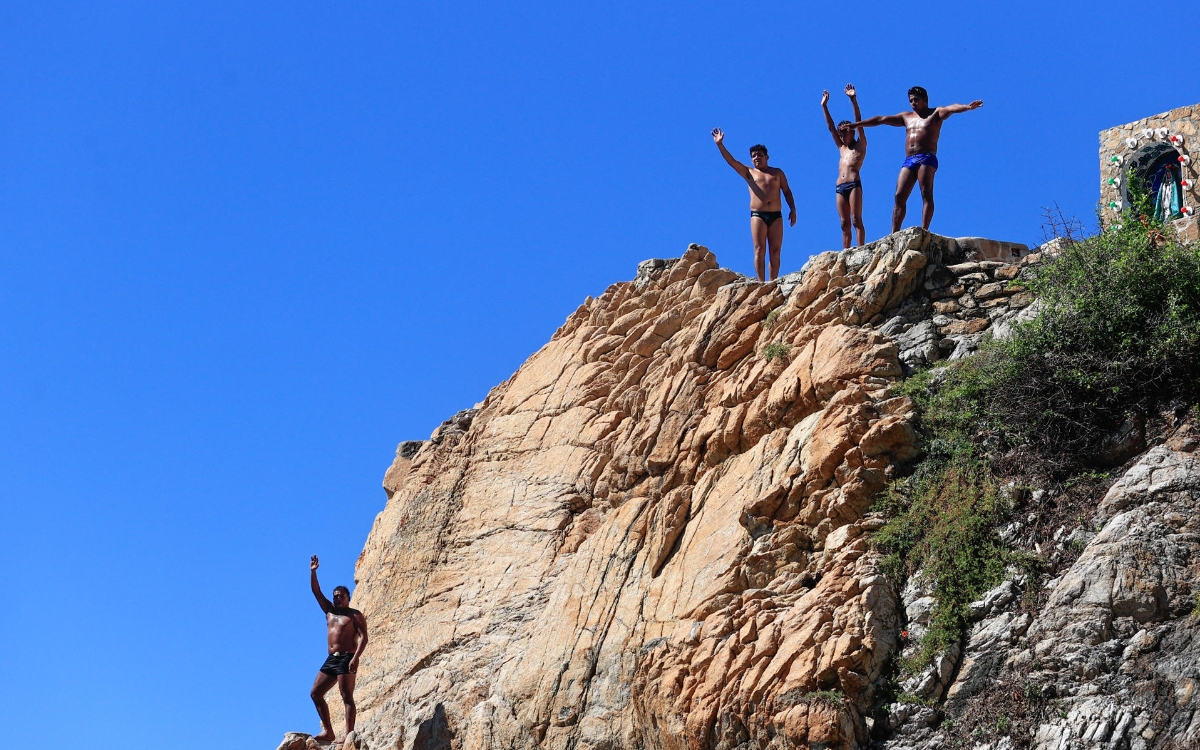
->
xmin=319 ymin=651 xmax=355 ymax=676
xmin=751 ymin=210 xmax=783 ymax=227
xmin=901 ymin=152 xmax=939 ymax=171
xmin=835 ymin=180 xmax=861 ymax=197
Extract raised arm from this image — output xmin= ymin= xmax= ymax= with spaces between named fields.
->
xmin=712 ymin=128 xmax=750 ymax=178
xmin=937 ymin=100 xmax=983 ymax=119
xmin=849 ymin=112 xmax=906 ymax=129
xmin=310 ymin=555 xmax=333 ymax=613
xmin=820 ymin=91 xmax=841 ymax=147
xmin=846 ymin=84 xmax=866 ymax=146
xmin=779 ymin=170 xmax=796 ymax=227
xmin=349 ymin=611 xmax=369 ymax=673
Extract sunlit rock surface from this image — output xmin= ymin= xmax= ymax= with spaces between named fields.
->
xmin=291 ymin=229 xmax=1120 ymax=750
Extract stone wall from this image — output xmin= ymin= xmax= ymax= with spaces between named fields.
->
xmin=1099 ymin=103 xmax=1199 ymax=242
xmin=875 ymin=250 xmax=1038 ymax=369
xmin=783 ymin=235 xmax=1040 ymax=374
xmin=955 ymin=237 xmax=1029 ymax=264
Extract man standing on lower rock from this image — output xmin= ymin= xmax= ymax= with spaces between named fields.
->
xmin=712 ymin=128 xmax=796 ymax=282
xmin=309 ymin=555 xmax=369 ymax=744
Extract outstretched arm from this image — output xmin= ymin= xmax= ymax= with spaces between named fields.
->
xmin=849 ymin=112 xmax=906 ymax=129
xmin=846 ymin=84 xmax=866 ymax=146
xmin=779 ymin=171 xmax=796 ymax=227
xmin=310 ymin=555 xmax=333 ymax=613
xmin=937 ymin=100 xmax=983 ymax=119
xmin=349 ymin=611 xmax=369 ymax=673
xmin=712 ymin=128 xmax=750 ymax=178
xmin=820 ymin=91 xmax=841 ymax=147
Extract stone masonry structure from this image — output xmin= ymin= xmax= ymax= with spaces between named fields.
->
xmin=1099 ymin=102 xmax=1199 ymax=241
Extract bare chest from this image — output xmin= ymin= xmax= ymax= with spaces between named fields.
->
xmin=748 ymin=170 xmax=779 ymax=193
xmin=905 ymin=114 xmax=941 ymax=141
xmin=327 ymin=613 xmax=356 ymax=636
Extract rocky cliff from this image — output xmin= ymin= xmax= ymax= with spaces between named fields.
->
xmin=882 ymin=444 xmax=1200 ymax=750
xmin=280 ymin=229 xmax=1199 ymax=750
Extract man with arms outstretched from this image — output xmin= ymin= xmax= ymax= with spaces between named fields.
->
xmin=821 ymin=84 xmax=867 ymax=248
xmin=712 ymin=129 xmax=796 ymax=281
xmin=849 ymin=86 xmax=982 ymax=233
xmin=309 ymin=555 xmax=368 ymax=744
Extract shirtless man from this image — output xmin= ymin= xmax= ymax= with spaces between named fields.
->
xmin=849 ymin=86 xmax=982 ymax=233
xmin=712 ymin=129 xmax=796 ymax=281
xmin=821 ymin=84 xmax=867 ymax=248
xmin=309 ymin=555 xmax=368 ymax=744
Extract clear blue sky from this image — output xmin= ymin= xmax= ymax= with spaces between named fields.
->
xmin=1 ymin=2 xmax=1194 ymax=747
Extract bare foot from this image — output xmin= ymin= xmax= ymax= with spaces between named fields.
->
xmin=313 ymin=729 xmax=336 ymax=744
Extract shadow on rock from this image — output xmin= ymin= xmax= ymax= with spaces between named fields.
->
xmin=413 ymin=703 xmax=452 ymax=750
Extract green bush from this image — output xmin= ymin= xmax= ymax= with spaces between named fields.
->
xmin=874 ymin=217 xmax=1198 ymax=671
xmin=761 ymin=341 xmax=792 ymax=362
xmin=874 ymin=453 xmax=1017 ymax=671
xmin=917 ymin=219 xmax=1200 ymax=474
xmin=994 ymin=216 xmax=1200 ymax=464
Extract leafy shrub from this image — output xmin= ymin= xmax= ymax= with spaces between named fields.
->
xmin=877 ymin=369 xmax=1026 ymax=669
xmin=874 ymin=451 xmax=1017 ymax=671
xmin=875 ymin=217 xmax=1198 ymax=671
xmin=761 ymin=342 xmax=792 ymax=361
xmin=893 ymin=691 xmax=935 ymax=707
xmin=926 ymin=219 xmax=1200 ymax=476
xmin=993 ymin=223 xmax=1200 ymax=462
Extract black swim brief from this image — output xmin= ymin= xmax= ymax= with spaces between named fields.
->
xmin=319 ymin=651 xmax=355 ymax=676
xmin=751 ymin=210 xmax=783 ymax=227
xmin=835 ymin=180 xmax=861 ymax=197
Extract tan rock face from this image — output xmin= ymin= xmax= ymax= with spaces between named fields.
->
xmin=339 ymin=231 xmax=956 ymax=750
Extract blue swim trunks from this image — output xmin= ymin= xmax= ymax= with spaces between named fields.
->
xmin=901 ymin=152 xmax=939 ymax=171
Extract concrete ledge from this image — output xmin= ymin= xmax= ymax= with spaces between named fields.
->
xmin=955 ymin=237 xmax=1029 ymax=263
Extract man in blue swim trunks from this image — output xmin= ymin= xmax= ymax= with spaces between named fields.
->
xmin=821 ymin=84 xmax=867 ymax=248
xmin=712 ymin=128 xmax=796 ymax=281
xmin=849 ymin=86 xmax=982 ymax=233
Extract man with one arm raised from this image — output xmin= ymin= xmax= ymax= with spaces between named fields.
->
xmin=712 ymin=129 xmax=796 ymax=281
xmin=849 ymin=86 xmax=982 ymax=233
xmin=309 ymin=555 xmax=368 ymax=744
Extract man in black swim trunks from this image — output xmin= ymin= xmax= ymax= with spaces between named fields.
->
xmin=712 ymin=128 xmax=796 ymax=281
xmin=310 ymin=555 xmax=369 ymax=744
xmin=848 ymin=86 xmax=982 ymax=233
xmin=821 ymin=84 xmax=867 ymax=248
